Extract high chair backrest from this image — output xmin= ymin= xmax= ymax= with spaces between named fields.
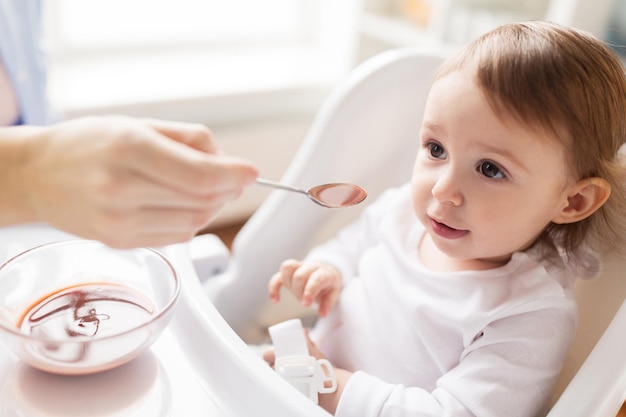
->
xmin=204 ymin=46 xmax=451 ymax=341
xmin=203 ymin=47 xmax=626 ymax=416
xmin=547 ymin=260 xmax=626 ymax=416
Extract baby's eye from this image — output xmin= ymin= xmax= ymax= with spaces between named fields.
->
xmin=427 ymin=142 xmax=447 ymax=159
xmin=477 ymin=161 xmax=505 ymax=179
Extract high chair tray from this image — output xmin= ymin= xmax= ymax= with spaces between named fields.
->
xmin=0 ymin=224 xmax=328 ymax=417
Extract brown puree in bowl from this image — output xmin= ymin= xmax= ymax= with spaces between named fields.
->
xmin=17 ymin=282 xmax=156 ymax=342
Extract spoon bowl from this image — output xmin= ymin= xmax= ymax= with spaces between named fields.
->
xmin=255 ymin=178 xmax=367 ymax=208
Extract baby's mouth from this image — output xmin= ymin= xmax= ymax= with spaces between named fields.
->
xmin=429 ymin=218 xmax=469 ymax=239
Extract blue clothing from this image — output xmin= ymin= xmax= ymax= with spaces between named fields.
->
xmin=0 ymin=0 xmax=54 ymax=125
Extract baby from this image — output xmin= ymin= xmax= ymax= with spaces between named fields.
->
xmin=266 ymin=21 xmax=626 ymax=417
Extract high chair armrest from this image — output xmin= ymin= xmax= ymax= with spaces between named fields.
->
xmin=189 ymin=233 xmax=230 ymax=282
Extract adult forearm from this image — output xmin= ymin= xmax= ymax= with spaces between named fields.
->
xmin=0 ymin=126 xmax=42 ymax=225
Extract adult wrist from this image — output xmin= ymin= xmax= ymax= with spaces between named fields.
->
xmin=0 ymin=126 xmax=46 ymax=225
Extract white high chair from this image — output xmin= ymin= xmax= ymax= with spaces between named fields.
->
xmin=193 ymin=47 xmax=626 ymax=416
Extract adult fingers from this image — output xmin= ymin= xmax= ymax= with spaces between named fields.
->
xmin=132 ymin=136 xmax=258 ymax=196
xmin=188 ymin=154 xmax=259 ymax=196
xmin=142 ymin=118 xmax=218 ymax=153
xmin=92 ymin=170 xmax=245 ymax=212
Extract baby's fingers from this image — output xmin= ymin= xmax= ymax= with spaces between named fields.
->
xmin=262 ymin=346 xmax=276 ymax=367
xmin=268 ymin=272 xmax=284 ymax=303
xmin=317 ymin=289 xmax=340 ymax=318
xmin=278 ymin=259 xmax=303 ymax=289
xmin=290 ymin=263 xmax=321 ymax=303
xmin=302 ymin=267 xmax=340 ymax=310
xmin=268 ymin=259 xmax=303 ymax=302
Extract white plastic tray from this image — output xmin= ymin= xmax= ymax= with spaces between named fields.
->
xmin=0 ymin=224 xmax=328 ymax=417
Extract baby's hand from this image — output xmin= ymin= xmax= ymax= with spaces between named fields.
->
xmin=268 ymin=259 xmax=341 ymax=317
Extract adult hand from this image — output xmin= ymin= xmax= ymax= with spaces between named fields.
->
xmin=0 ymin=116 xmax=258 ymax=248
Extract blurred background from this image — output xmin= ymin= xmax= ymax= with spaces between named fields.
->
xmin=41 ymin=0 xmax=624 ymax=229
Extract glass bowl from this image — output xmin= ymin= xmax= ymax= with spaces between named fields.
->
xmin=0 ymin=240 xmax=180 ymax=375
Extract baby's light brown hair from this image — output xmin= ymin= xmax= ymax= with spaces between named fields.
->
xmin=436 ymin=21 xmax=626 ymax=261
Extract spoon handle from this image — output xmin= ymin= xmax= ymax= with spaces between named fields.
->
xmin=255 ymin=178 xmax=308 ymax=195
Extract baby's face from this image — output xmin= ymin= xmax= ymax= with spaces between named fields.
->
xmin=411 ymin=69 xmax=574 ymax=272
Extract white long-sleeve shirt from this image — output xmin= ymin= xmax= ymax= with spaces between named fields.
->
xmin=307 ymin=184 xmax=595 ymax=417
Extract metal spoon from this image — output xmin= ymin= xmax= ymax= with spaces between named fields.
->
xmin=255 ymin=178 xmax=367 ymax=208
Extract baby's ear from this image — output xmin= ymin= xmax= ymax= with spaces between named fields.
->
xmin=553 ymin=178 xmax=611 ymax=224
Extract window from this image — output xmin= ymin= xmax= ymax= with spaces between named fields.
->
xmin=43 ymin=0 xmax=360 ymax=123
xmin=45 ymin=0 xmax=304 ymax=53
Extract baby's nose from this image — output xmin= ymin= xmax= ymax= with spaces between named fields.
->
xmin=431 ymin=168 xmax=463 ymax=206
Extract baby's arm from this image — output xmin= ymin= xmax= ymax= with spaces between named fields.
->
xmin=263 ymin=326 xmax=351 ymax=415
xmin=305 ymin=333 xmax=352 ymax=414
xmin=268 ymin=259 xmax=342 ymax=317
